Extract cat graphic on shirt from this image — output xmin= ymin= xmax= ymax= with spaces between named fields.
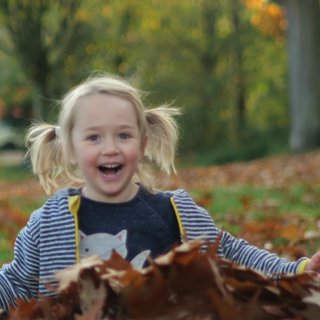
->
xmin=79 ymin=230 xmax=150 ymax=269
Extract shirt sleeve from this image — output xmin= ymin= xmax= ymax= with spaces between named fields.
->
xmin=0 ymin=210 xmax=40 ymax=310
xmin=172 ymin=188 xmax=307 ymax=276
xmin=220 ymin=230 xmax=307 ymax=275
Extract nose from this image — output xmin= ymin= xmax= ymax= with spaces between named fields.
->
xmin=101 ymin=137 xmax=119 ymax=155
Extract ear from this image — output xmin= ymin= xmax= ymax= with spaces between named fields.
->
xmin=69 ymin=154 xmax=77 ymax=166
xmin=140 ymin=135 xmax=148 ymax=157
xmin=79 ymin=230 xmax=87 ymax=240
xmin=68 ymin=144 xmax=77 ymax=165
xmin=116 ymin=230 xmax=127 ymax=242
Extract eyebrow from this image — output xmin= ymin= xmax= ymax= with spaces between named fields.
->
xmin=84 ymin=124 xmax=137 ymax=131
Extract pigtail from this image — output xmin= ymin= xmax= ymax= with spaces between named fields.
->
xmin=25 ymin=123 xmax=65 ymax=195
xmin=144 ymin=105 xmax=181 ymax=174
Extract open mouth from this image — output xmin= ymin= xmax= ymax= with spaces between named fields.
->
xmin=98 ymin=164 xmax=122 ymax=175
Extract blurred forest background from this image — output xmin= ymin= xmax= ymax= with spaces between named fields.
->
xmin=0 ymin=0 xmax=319 ymax=165
xmin=1 ymin=0 xmax=320 ymax=265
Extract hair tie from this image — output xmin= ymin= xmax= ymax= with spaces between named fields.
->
xmin=55 ymin=126 xmax=60 ymax=137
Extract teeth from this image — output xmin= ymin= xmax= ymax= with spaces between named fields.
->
xmin=99 ymin=164 xmax=122 ymax=172
xmin=101 ymin=164 xmax=119 ymax=169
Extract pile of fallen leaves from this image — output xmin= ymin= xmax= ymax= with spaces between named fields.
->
xmin=155 ymin=150 xmax=320 ymax=190
xmin=5 ymin=240 xmax=320 ymax=320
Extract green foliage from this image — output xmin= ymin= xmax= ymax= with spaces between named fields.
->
xmin=180 ymin=127 xmax=290 ymax=165
xmin=206 ymin=184 xmax=320 ymax=221
xmin=0 ymin=163 xmax=31 ymax=182
xmin=0 ymin=0 xmax=289 ymax=162
xmin=0 ymin=247 xmax=11 ymax=264
xmin=193 ymin=183 xmax=320 ymax=256
xmin=0 ymin=0 xmax=94 ymax=121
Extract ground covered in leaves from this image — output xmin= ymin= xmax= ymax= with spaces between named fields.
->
xmin=1 ymin=150 xmax=320 ymax=319
xmin=2 ymin=150 xmax=320 ymax=262
xmin=156 ymin=150 xmax=320 ymax=189
xmin=157 ymin=151 xmax=320 ymax=259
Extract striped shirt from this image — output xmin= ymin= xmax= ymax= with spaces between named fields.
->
xmin=0 ymin=187 xmax=307 ymax=310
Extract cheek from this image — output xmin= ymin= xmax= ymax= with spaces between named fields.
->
xmin=70 ymin=144 xmax=93 ymax=167
xmin=126 ymin=145 xmax=143 ymax=164
xmin=80 ymin=150 xmax=96 ymax=165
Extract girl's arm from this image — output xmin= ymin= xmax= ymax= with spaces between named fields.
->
xmin=220 ymin=230 xmax=308 ymax=275
xmin=172 ymin=189 xmax=308 ymax=275
xmin=0 ymin=212 xmax=40 ymax=310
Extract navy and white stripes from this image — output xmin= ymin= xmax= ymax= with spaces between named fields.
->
xmin=172 ymin=188 xmax=306 ymax=275
xmin=0 ymin=187 xmax=307 ymax=310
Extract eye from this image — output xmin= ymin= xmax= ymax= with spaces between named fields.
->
xmin=87 ymin=134 xmax=99 ymax=142
xmin=119 ymin=133 xmax=130 ymax=140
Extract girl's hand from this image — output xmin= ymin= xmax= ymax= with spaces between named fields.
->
xmin=305 ymin=251 xmax=320 ymax=272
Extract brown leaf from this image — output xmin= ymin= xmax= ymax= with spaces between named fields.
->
xmin=6 ymin=239 xmax=320 ymax=320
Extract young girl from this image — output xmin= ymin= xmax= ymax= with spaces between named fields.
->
xmin=0 ymin=74 xmax=320 ymax=311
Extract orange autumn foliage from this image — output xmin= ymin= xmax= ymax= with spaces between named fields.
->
xmin=242 ymin=0 xmax=287 ymax=39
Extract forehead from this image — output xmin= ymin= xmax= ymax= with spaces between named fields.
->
xmin=74 ymin=93 xmax=139 ymax=125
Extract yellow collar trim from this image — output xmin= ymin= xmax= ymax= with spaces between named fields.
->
xmin=69 ymin=194 xmax=81 ymax=262
xmin=170 ymin=196 xmax=186 ymax=240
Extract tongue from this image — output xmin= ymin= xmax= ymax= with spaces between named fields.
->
xmin=101 ymin=168 xmax=119 ymax=179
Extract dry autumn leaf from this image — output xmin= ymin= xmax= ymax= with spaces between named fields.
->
xmin=2 ymin=239 xmax=320 ymax=320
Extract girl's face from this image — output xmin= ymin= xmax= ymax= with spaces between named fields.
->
xmin=70 ymin=93 xmax=146 ymax=203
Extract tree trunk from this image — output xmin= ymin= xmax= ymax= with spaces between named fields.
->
xmin=284 ymin=0 xmax=320 ymax=152
xmin=230 ymin=0 xmax=246 ymax=130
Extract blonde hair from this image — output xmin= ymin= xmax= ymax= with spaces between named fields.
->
xmin=26 ymin=74 xmax=180 ymax=195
